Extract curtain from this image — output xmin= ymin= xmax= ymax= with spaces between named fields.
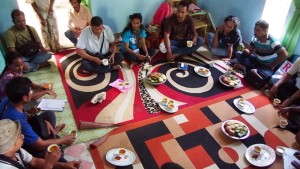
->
xmin=81 ymin=0 xmax=91 ymax=10
xmin=282 ymin=0 xmax=300 ymax=56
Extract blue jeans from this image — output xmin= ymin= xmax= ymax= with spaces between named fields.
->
xmin=23 ymin=51 xmax=52 ymax=72
xmin=123 ymin=47 xmax=156 ymax=62
xmin=206 ymin=32 xmax=228 ymax=57
xmin=170 ymin=37 xmax=203 ymax=55
xmin=236 ymin=52 xmax=274 ymax=78
xmin=81 ymin=52 xmax=124 ymax=73
xmin=64 ymin=29 xmax=77 ymax=45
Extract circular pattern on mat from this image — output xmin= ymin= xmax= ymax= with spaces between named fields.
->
xmin=218 ymin=147 xmax=239 ymax=164
xmin=165 ymin=63 xmax=214 ymax=94
xmin=62 ymin=56 xmax=113 ymax=92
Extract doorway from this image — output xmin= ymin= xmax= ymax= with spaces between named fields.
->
xmin=17 ymin=0 xmax=74 ymax=49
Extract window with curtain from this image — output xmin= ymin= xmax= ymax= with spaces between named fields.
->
xmin=261 ymin=0 xmax=292 ymax=41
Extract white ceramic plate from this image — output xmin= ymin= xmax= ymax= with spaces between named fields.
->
xmin=233 ymin=99 xmax=255 ymax=114
xmin=222 ymin=120 xmax=250 ymax=140
xmin=245 ymin=144 xmax=276 ymax=167
xmin=194 ymin=66 xmax=211 ymax=77
xmin=158 ymin=102 xmax=178 ymax=113
xmin=146 ymin=73 xmax=167 ymax=85
xmin=106 ymin=148 xmax=136 ymax=166
xmin=219 ymin=75 xmax=241 ymax=87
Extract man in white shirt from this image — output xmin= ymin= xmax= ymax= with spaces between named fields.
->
xmin=76 ymin=16 xmax=124 ymax=73
xmin=65 ymin=0 xmax=92 ymax=46
xmin=0 ymin=119 xmax=81 ymax=169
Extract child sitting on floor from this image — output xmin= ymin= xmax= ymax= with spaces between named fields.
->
xmin=0 ymin=52 xmax=57 ymax=101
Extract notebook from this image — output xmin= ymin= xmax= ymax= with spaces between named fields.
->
xmin=37 ymin=98 xmax=67 ymax=111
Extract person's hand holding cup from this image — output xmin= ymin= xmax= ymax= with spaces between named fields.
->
xmin=102 ymin=59 xmax=109 ymax=66
xmin=187 ymin=41 xmax=193 ymax=47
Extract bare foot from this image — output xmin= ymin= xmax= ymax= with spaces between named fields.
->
xmin=54 ymin=124 xmax=65 ymax=134
xmin=113 ymin=65 xmax=121 ymax=70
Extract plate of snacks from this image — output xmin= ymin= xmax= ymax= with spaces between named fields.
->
xmin=194 ymin=66 xmax=211 ymax=77
xmin=219 ymin=74 xmax=241 ymax=87
xmin=147 ymin=72 xmax=167 ymax=85
xmin=222 ymin=120 xmax=250 ymax=140
xmin=233 ymin=98 xmax=255 ymax=114
xmin=106 ymin=148 xmax=136 ymax=166
xmin=158 ymin=97 xmax=178 ymax=113
xmin=245 ymin=144 xmax=276 ymax=167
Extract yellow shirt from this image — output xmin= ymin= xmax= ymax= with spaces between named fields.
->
xmin=68 ymin=4 xmax=92 ymax=30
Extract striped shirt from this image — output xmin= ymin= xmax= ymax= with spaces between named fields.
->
xmin=250 ymin=34 xmax=284 ymax=64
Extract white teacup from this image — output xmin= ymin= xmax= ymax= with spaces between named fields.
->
xmin=47 ymin=144 xmax=59 ymax=153
xmin=69 ymin=130 xmax=77 ymax=138
xmin=279 ymin=119 xmax=288 ymax=128
xmin=252 ymin=146 xmax=261 ymax=156
xmin=161 ymin=98 xmax=168 ymax=106
xmin=273 ymin=98 xmax=281 ymax=107
xmin=209 ymin=61 xmax=215 ymax=67
xmin=102 ymin=59 xmax=109 ymax=66
xmin=275 ymin=146 xmax=285 ymax=156
xmin=123 ymin=82 xmax=130 ymax=89
xmin=237 ymin=98 xmax=246 ymax=109
xmin=187 ymin=41 xmax=193 ymax=47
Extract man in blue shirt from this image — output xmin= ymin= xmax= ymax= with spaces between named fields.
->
xmin=1 ymin=77 xmax=75 ymax=161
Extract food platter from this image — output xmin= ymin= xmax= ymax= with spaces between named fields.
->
xmin=233 ymin=99 xmax=255 ymax=114
xmin=106 ymin=148 xmax=136 ymax=166
xmin=222 ymin=120 xmax=250 ymax=140
xmin=194 ymin=66 xmax=211 ymax=77
xmin=219 ymin=74 xmax=241 ymax=87
xmin=146 ymin=72 xmax=167 ymax=85
xmin=158 ymin=102 xmax=178 ymax=113
xmin=245 ymin=144 xmax=276 ymax=167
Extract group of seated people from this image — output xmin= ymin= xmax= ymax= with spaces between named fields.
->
xmin=0 ymin=0 xmax=300 ymax=168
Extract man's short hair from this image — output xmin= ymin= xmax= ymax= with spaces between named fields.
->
xmin=255 ymin=20 xmax=269 ymax=30
xmin=177 ymin=1 xmax=189 ymax=9
xmin=91 ymin=16 xmax=103 ymax=27
xmin=11 ymin=9 xmax=24 ymax=20
xmin=224 ymin=15 xmax=240 ymax=29
xmin=69 ymin=0 xmax=81 ymax=3
xmin=5 ymin=52 xmax=22 ymax=65
xmin=6 ymin=77 xmax=32 ymax=103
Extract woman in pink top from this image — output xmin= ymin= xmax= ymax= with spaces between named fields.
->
xmin=153 ymin=0 xmax=173 ymax=27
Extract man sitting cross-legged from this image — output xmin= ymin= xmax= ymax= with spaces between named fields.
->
xmin=231 ymin=20 xmax=287 ymax=80
xmin=76 ymin=16 xmax=124 ymax=74
xmin=0 ymin=119 xmax=81 ymax=169
xmin=163 ymin=1 xmax=204 ymax=62
xmin=6 ymin=9 xmax=52 ymax=72
xmin=1 ymin=77 xmax=75 ymax=161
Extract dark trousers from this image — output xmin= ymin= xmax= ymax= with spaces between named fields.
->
xmin=24 ymin=111 xmax=67 ymax=162
xmin=123 ymin=47 xmax=156 ymax=62
xmin=81 ymin=52 xmax=124 ymax=73
xmin=235 ymin=52 xmax=275 ymax=78
xmin=170 ymin=37 xmax=203 ymax=55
